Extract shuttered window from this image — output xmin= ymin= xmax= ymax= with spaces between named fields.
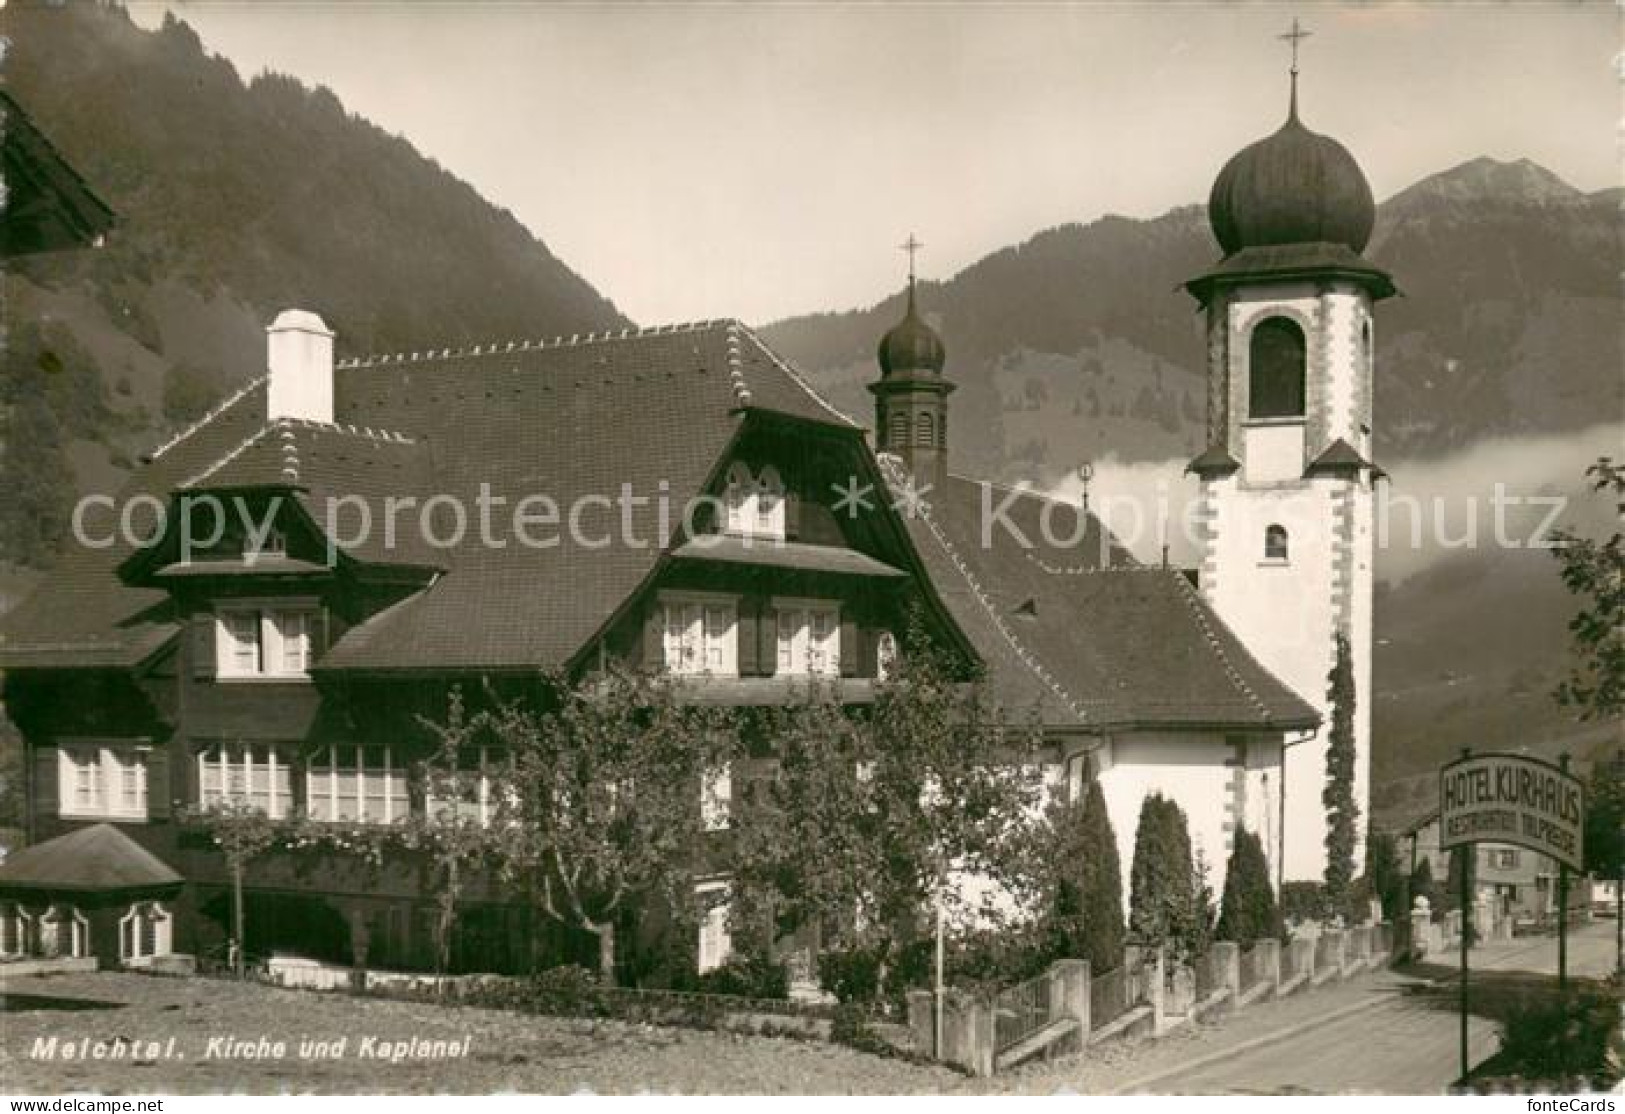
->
xmin=773 ymin=600 xmax=841 ymax=676
xmin=59 ymin=744 xmax=149 ymax=820
xmin=216 ymin=607 xmax=314 ymax=678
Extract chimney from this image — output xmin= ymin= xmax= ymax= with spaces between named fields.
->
xmin=266 ymin=309 xmax=334 ymax=423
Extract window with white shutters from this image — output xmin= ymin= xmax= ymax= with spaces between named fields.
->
xmin=216 ymin=605 xmax=315 ymax=678
xmin=773 ymin=600 xmax=841 ymax=676
xmin=59 ymin=745 xmax=149 ymax=819
xmin=659 ymin=594 xmax=737 ymax=677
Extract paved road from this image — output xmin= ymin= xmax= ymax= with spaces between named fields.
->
xmin=1133 ymin=920 xmax=1619 ymax=1095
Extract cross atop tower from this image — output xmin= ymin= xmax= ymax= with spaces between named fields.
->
xmin=1278 ymin=17 xmax=1311 ymax=75
xmin=898 ymin=233 xmax=924 ymax=285
xmin=1278 ymin=18 xmax=1311 ymax=115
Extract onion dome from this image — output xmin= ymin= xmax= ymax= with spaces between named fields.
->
xmin=876 ymin=281 xmax=945 ymax=377
xmin=1207 ymin=89 xmax=1375 ymax=257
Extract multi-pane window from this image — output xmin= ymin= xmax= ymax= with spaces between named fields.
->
xmin=661 ymin=596 xmax=737 ymax=676
xmin=216 ymin=606 xmax=314 ymax=678
xmin=775 ymin=600 xmax=841 ymax=676
xmin=59 ymin=745 xmax=148 ymax=819
xmin=426 ymin=746 xmax=510 ymax=827
xmin=198 ymin=742 xmax=293 ymax=818
xmin=306 ymin=744 xmax=408 ymax=824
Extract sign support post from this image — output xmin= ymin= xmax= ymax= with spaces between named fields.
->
xmin=1439 ymin=748 xmax=1586 ymax=1083
xmin=1557 ymin=753 xmax=1570 ymax=994
xmin=1458 ymin=812 xmax=1470 ymax=1083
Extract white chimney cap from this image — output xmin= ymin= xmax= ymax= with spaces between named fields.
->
xmin=270 ymin=308 xmax=333 ymax=335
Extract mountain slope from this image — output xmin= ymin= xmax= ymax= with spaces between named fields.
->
xmin=0 ymin=2 xmax=630 ymax=569
xmin=763 ymin=161 xmax=1621 ymax=482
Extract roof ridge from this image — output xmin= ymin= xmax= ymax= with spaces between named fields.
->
xmin=147 ymin=375 xmax=267 ymax=461
xmin=335 ymin=319 xmax=731 ymax=370
xmin=277 ymin=416 xmax=416 ymax=444
xmin=877 ymin=454 xmax=1088 ymax=722
xmin=179 ymin=422 xmax=280 ymax=490
xmin=731 ymin=321 xmax=860 ymax=427
xmin=1166 ymin=568 xmax=1273 ymax=719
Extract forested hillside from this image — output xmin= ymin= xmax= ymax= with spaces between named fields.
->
xmin=0 ymin=2 xmax=628 ymax=569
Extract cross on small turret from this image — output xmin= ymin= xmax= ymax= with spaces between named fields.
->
xmin=1279 ymin=17 xmax=1311 ymax=75
xmin=898 ymin=233 xmax=924 ymax=284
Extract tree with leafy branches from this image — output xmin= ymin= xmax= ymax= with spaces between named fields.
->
xmin=1551 ymin=458 xmax=1624 ymax=720
xmin=404 ymin=689 xmax=499 ymax=980
xmin=1323 ymin=630 xmax=1359 ymax=914
xmin=1581 ymin=751 xmax=1624 ymax=975
xmin=186 ymin=800 xmax=280 ymax=976
xmin=480 ymin=666 xmax=736 ymax=984
xmin=732 ymin=618 xmax=1045 ymax=996
xmin=1363 ymin=826 xmax=1407 ymax=923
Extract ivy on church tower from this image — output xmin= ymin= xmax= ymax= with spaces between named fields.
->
xmin=1322 ymin=628 xmax=1358 ymax=910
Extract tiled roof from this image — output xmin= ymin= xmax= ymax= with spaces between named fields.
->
xmin=0 ymin=381 xmax=269 ymax=668
xmin=176 ymin=418 xmax=444 ymax=569
xmin=2 ymin=318 xmax=1317 ymax=736
xmin=2 ymin=322 xmax=857 ymax=672
xmin=0 ymin=90 xmax=115 ymax=257
xmin=0 ymin=823 xmax=182 ymax=893
xmin=312 ymin=321 xmax=859 ymax=670
xmin=1305 ymin=437 xmax=1375 ymax=476
xmin=891 ymin=467 xmax=1318 ymax=731
xmin=670 ymin=536 xmax=906 ymax=578
xmin=1185 ymin=240 xmax=1396 ymax=304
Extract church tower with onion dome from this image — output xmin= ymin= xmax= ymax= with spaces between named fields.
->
xmin=870 ymin=237 xmax=955 ymax=489
xmin=1186 ymin=27 xmax=1392 ymax=882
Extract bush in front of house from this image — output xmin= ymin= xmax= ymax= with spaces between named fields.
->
xmin=694 ymin=949 xmax=790 ymax=1000
xmin=818 ymin=946 xmax=883 ymax=1004
xmin=1279 ymin=880 xmax=1329 ymax=927
xmin=1216 ymin=826 xmax=1281 ymax=945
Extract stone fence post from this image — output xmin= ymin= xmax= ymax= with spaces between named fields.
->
xmin=1255 ymin=938 xmax=1281 ymax=997
xmin=1410 ymin=897 xmax=1431 ymax=960
xmin=1148 ymin=947 xmax=1167 ymax=1034
xmin=906 ymin=989 xmax=935 ymax=1057
xmin=1051 ymin=958 xmax=1090 ymax=1037
xmin=1211 ymin=941 xmax=1240 ymax=1013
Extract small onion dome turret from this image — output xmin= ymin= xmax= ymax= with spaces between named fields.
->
xmin=1207 ymin=95 xmax=1376 ymax=257
xmin=876 ymin=282 xmax=945 ymax=377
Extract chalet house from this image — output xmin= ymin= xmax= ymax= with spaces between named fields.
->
xmin=0 ymin=297 xmax=1313 ymax=977
xmin=0 ymin=80 xmax=1388 ymax=979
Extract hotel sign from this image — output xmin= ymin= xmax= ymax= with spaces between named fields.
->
xmin=1439 ymin=753 xmax=1584 ymax=872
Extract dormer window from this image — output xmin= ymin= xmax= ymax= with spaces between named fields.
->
xmin=723 ymin=461 xmax=785 ymax=540
xmin=247 ymin=528 xmax=287 ymax=561
xmin=216 ymin=604 xmax=314 ymax=679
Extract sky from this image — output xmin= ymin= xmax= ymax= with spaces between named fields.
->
xmin=130 ymin=2 xmax=1619 ymax=326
